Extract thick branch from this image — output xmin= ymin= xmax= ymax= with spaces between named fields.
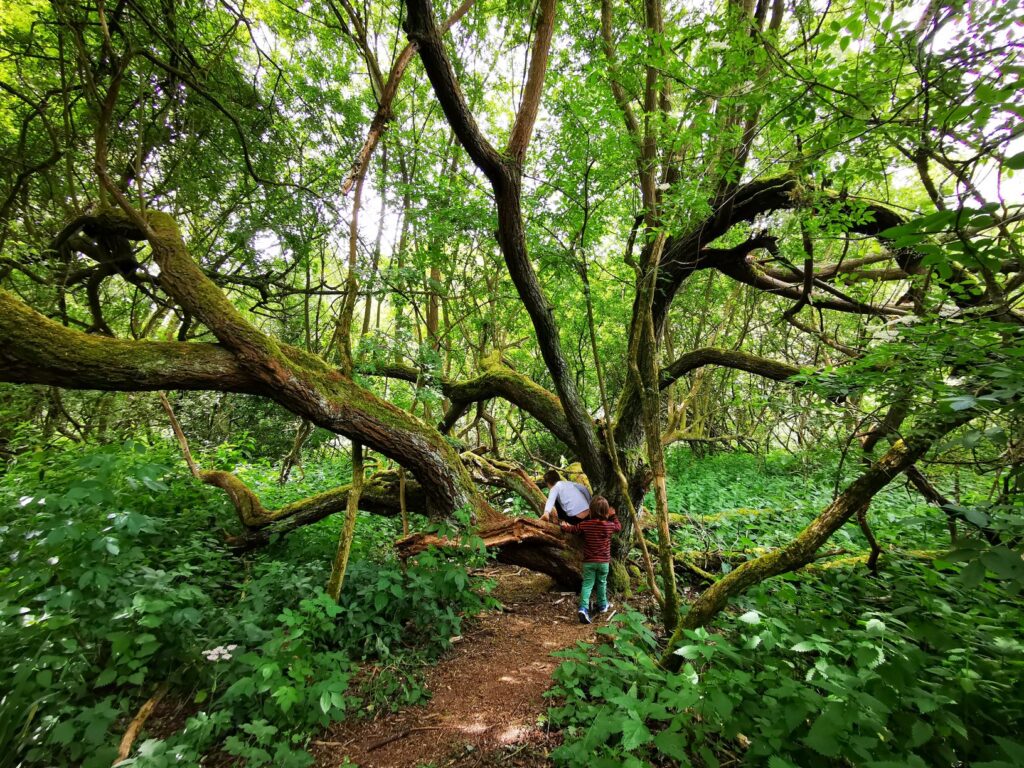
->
xmin=715 ymin=256 xmax=908 ymax=316
xmin=462 ymin=451 xmax=547 ymax=515
xmin=505 ymin=0 xmax=557 ymax=159
xmin=406 ymin=0 xmax=604 ymax=483
xmin=0 ymin=290 xmax=257 ymax=393
xmin=6 ymin=208 xmax=490 ymax=517
xmin=341 ymin=0 xmax=477 ymax=195
xmin=404 ymin=0 xmax=503 ymax=182
xmin=398 ymin=517 xmax=583 ymax=586
xmin=659 ymin=347 xmax=799 ymax=390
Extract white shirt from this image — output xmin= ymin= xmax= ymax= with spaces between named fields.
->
xmin=544 ymin=480 xmax=592 ymax=517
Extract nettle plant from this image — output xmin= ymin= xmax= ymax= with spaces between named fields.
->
xmin=0 ymin=444 xmax=499 ymax=767
xmin=547 ymin=560 xmax=1024 ymax=767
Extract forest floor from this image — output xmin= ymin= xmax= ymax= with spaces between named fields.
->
xmin=312 ymin=565 xmax=601 ymax=768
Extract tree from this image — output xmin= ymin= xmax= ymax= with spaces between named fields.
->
xmin=1 ymin=0 xmax=1020 ymax=608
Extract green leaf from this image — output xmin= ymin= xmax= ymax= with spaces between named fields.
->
xmin=620 ymin=716 xmax=653 ymax=750
xmin=653 ymin=727 xmax=688 ymax=760
xmin=909 ymin=720 xmax=933 ymax=748
xmin=272 ymin=685 xmax=299 ymax=713
xmin=804 ymin=711 xmax=842 ymax=757
xmin=50 ymin=720 xmax=76 ymax=746
xmin=674 ymin=645 xmax=702 ymax=659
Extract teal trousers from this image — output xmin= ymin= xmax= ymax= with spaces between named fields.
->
xmin=580 ymin=561 xmax=609 ymax=610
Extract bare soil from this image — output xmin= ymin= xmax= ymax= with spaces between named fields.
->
xmin=312 ymin=565 xmax=602 ymax=768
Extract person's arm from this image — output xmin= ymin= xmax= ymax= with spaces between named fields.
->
xmin=542 ymin=485 xmax=557 ymax=519
xmin=607 ymin=514 xmax=622 ymax=533
xmin=560 ymin=519 xmax=582 ymax=533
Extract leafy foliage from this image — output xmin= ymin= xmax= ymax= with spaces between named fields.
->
xmin=549 ymin=559 xmax=1024 ymax=767
xmin=0 ymin=443 xmax=495 ymax=767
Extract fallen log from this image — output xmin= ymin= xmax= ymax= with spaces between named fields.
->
xmin=398 ymin=517 xmax=583 ymax=587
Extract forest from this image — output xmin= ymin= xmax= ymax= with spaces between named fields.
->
xmin=1 ymin=0 xmax=1022 ymax=765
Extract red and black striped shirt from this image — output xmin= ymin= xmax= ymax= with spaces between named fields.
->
xmin=564 ymin=516 xmax=621 ymax=563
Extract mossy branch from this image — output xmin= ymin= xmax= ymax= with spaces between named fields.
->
xmin=660 ymin=408 xmax=975 ymax=670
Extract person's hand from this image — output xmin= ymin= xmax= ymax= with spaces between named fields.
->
xmin=559 ymin=521 xmax=571 ymax=531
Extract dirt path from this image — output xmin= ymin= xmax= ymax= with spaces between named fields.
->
xmin=312 ymin=566 xmax=600 ymax=768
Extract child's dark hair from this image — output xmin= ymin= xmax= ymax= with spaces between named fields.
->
xmin=589 ymin=495 xmax=615 ymax=520
xmin=543 ymin=469 xmax=561 ymax=486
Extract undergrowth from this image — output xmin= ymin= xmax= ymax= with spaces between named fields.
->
xmin=548 ymin=561 xmax=1024 ymax=767
xmin=549 ymin=448 xmax=1024 ymax=766
xmin=0 ymin=442 xmax=496 ymax=767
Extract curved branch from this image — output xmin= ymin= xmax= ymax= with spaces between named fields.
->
xmin=462 ymin=451 xmax=547 ymax=515
xmin=363 ymin=359 xmax=576 ymax=449
xmin=5 ymin=208 xmax=493 ymax=517
xmin=653 ymin=177 xmax=924 ymax=331
xmin=341 ymin=0 xmax=477 ymax=195
xmin=715 ymin=255 xmax=909 ymax=316
xmin=659 ymin=347 xmax=801 ymax=390
xmin=404 ymin=0 xmax=503 ymax=181
xmin=406 ymin=0 xmax=605 ymax=483
xmin=505 ymin=0 xmax=557 ymax=159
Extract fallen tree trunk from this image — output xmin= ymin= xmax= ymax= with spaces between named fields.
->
xmin=397 ymin=516 xmax=583 ymax=587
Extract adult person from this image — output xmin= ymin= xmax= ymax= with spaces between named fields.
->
xmin=540 ymin=469 xmax=591 ymax=523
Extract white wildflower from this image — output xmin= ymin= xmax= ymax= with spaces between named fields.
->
xmin=657 ymin=182 xmax=671 ymax=191
xmin=202 ymin=645 xmax=234 ymax=662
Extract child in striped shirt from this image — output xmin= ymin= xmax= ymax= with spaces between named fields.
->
xmin=560 ymin=495 xmax=621 ymax=624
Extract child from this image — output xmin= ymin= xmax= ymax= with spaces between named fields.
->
xmin=560 ymin=496 xmax=621 ymax=624
xmin=540 ymin=468 xmax=592 ymax=523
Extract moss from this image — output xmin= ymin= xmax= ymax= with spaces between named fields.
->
xmin=609 ymin=559 xmax=632 ymax=597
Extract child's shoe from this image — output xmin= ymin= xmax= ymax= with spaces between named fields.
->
xmin=597 ymin=602 xmax=613 ymax=614
xmin=577 ymin=608 xmax=591 ymax=624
